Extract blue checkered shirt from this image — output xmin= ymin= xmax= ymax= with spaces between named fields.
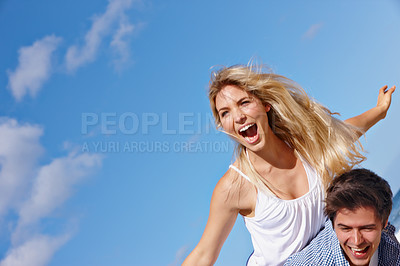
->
xmin=284 ymin=219 xmax=400 ymax=266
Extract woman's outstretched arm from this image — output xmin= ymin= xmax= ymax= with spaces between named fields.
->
xmin=182 ymin=171 xmax=245 ymax=266
xmin=345 ymin=85 xmax=395 ymax=135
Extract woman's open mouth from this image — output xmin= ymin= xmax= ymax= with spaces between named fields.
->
xmin=239 ymin=123 xmax=259 ymax=144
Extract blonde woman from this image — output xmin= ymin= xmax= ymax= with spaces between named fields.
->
xmin=183 ymin=64 xmax=395 ymax=266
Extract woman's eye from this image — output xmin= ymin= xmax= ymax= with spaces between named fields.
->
xmin=221 ymin=111 xmax=228 ymax=118
xmin=241 ymin=100 xmax=250 ymax=106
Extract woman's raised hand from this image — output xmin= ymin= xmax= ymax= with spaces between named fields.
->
xmin=376 ymin=85 xmax=396 ymax=120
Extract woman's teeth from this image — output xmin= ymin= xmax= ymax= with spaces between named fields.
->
xmin=238 ymin=123 xmax=259 ymax=144
xmin=240 ymin=123 xmax=255 ymax=133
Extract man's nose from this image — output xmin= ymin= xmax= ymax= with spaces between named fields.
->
xmin=352 ymin=230 xmax=364 ymax=245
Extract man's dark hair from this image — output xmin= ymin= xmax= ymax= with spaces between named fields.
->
xmin=325 ymin=168 xmax=393 ymax=226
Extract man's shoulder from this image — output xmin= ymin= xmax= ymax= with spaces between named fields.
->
xmin=379 ymin=223 xmax=400 ymax=265
xmin=285 ymin=220 xmax=343 ymax=265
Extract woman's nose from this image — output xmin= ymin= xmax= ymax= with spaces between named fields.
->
xmin=233 ymin=110 xmax=246 ymax=124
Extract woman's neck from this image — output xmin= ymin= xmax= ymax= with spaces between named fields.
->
xmin=248 ymin=133 xmax=297 ymax=171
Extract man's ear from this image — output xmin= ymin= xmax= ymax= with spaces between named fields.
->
xmin=384 ymin=219 xmax=389 ymax=229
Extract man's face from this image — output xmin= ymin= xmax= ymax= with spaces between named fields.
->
xmin=333 ymin=207 xmax=385 ymax=266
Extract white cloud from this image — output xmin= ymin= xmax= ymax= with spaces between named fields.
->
xmin=15 ymin=152 xmax=102 ymax=234
xmin=168 ymin=245 xmax=190 ymax=266
xmin=0 ymin=118 xmax=44 ymax=217
xmin=0 ymin=117 xmax=102 ymax=266
xmin=7 ymin=35 xmax=62 ymax=101
xmin=302 ymin=23 xmax=324 ymax=40
xmin=111 ymin=19 xmax=135 ymax=69
xmin=7 ymin=0 xmax=140 ymax=103
xmin=0 ymin=234 xmax=70 ymax=266
xmin=65 ymin=0 xmax=134 ymax=72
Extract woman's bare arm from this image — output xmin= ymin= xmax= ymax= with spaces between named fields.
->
xmin=345 ymin=85 xmax=395 ymax=135
xmin=182 ymin=171 xmax=244 ymax=266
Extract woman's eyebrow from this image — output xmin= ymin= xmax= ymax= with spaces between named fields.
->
xmin=217 ymin=106 xmax=228 ymax=113
xmin=237 ymin=97 xmax=249 ymax=103
xmin=217 ymin=97 xmax=248 ymax=113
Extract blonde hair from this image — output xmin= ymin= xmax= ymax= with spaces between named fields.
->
xmin=209 ymin=64 xmax=365 ymax=193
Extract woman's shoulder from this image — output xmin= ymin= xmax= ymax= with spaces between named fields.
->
xmin=213 ymin=162 xmax=256 ymax=212
xmin=214 ymin=164 xmax=241 ymax=194
xmin=216 ymin=160 xmax=247 ymax=190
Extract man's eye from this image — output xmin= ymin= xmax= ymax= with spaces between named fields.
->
xmin=362 ymin=228 xmax=375 ymax=232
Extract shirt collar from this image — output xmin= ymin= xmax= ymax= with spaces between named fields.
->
xmin=327 ymin=221 xmax=351 ymax=266
xmin=369 ymin=249 xmax=378 ymax=266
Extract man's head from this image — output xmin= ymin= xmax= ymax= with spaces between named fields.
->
xmin=325 ymin=168 xmax=393 ymax=266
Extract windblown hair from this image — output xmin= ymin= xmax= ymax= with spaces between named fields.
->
xmin=209 ymin=64 xmax=365 ymax=193
xmin=325 ymin=168 xmax=392 ymax=226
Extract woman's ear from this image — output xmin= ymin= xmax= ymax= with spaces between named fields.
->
xmin=265 ymin=104 xmax=271 ymax=112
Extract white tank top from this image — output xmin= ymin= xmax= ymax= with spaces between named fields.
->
xmin=229 ymin=160 xmax=326 ymax=266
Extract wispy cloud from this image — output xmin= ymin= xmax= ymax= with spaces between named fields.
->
xmin=168 ymin=245 xmax=190 ymax=266
xmin=302 ymin=23 xmax=324 ymax=40
xmin=13 ymin=152 xmax=102 ymax=242
xmin=0 ymin=117 xmax=102 ymax=266
xmin=65 ymin=0 xmax=134 ymax=72
xmin=0 ymin=234 xmax=70 ymax=266
xmin=7 ymin=0 xmax=139 ymax=102
xmin=0 ymin=118 xmax=44 ymax=217
xmin=6 ymin=35 xmax=62 ymax=101
xmin=111 ymin=19 xmax=135 ymax=70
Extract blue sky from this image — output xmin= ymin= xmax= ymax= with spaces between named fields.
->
xmin=0 ymin=1 xmax=400 ymax=265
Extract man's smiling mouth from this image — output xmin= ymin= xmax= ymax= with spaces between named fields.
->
xmin=349 ymin=245 xmax=370 ymax=258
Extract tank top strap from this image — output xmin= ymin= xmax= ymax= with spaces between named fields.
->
xmin=229 ymin=165 xmax=252 ymax=182
xmin=299 ymin=157 xmax=318 ymax=190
